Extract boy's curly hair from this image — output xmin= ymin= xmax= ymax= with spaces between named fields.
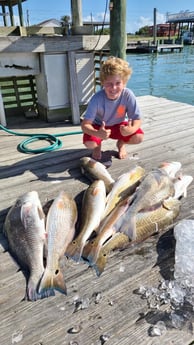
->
xmin=100 ymin=56 xmax=132 ymax=84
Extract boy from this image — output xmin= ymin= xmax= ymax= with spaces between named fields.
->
xmin=81 ymin=56 xmax=144 ymax=160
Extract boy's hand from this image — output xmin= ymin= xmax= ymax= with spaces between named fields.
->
xmin=98 ymin=121 xmax=111 ymax=140
xmin=120 ymin=119 xmax=134 ymax=136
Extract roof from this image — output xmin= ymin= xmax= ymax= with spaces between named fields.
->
xmin=166 ymin=10 xmax=194 ymax=23
xmin=37 ymin=19 xmax=62 ymax=27
xmin=0 ymin=0 xmax=26 ymax=5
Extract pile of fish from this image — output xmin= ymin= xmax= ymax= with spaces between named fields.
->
xmin=3 ymin=157 xmax=193 ymax=301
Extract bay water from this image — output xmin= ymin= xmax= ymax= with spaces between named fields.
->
xmin=126 ymin=45 xmax=194 ymax=106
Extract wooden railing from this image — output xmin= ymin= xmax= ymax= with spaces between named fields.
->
xmin=0 ymin=25 xmax=94 ymax=37
xmin=0 ymin=76 xmax=37 ymax=115
xmin=0 ymin=26 xmax=66 ymax=37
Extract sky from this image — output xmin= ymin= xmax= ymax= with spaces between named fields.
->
xmin=0 ymin=0 xmax=194 ymax=33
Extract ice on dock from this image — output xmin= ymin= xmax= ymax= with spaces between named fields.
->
xmin=174 ymin=219 xmax=194 ymax=287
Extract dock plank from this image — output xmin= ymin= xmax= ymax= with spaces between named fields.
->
xmin=0 ymin=95 xmax=194 ymax=345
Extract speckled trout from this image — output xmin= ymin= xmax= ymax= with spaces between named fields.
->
xmin=3 ymin=191 xmax=53 ymax=301
xmin=65 ymin=179 xmax=106 ymax=262
xmin=104 ymin=165 xmax=145 ymax=217
xmin=39 ymin=191 xmax=77 ymax=295
xmin=80 ymin=156 xmax=115 ymax=193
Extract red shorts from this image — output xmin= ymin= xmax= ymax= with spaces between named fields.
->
xmin=83 ymin=122 xmax=144 ymax=145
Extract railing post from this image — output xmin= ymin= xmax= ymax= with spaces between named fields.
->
xmin=0 ymin=88 xmax=7 ymax=126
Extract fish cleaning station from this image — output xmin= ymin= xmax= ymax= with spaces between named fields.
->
xmin=1 ymin=1 xmax=194 ymax=345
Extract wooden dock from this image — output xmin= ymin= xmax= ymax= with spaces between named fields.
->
xmin=0 ymin=96 xmax=194 ymax=345
xmin=126 ymin=43 xmax=183 ymax=53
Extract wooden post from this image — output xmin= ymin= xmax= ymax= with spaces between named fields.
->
xmin=153 ymin=8 xmax=157 ymax=45
xmin=18 ymin=0 xmax=24 ymax=26
xmin=71 ymin=0 xmax=83 ymax=26
xmin=8 ymin=0 xmax=15 ymax=26
xmin=67 ymin=52 xmax=80 ymax=125
xmin=0 ymin=88 xmax=7 ymax=126
xmin=110 ymin=0 xmax=126 ymax=59
xmin=2 ymin=5 xmax=8 ymax=26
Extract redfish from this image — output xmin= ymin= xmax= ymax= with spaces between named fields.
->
xmin=82 ymin=196 xmax=130 ymax=264
xmin=3 ymin=191 xmax=52 ymax=301
xmin=118 ymin=162 xmax=180 ymax=240
xmin=39 ymin=191 xmax=77 ymax=295
xmin=85 ymin=171 xmax=192 ymax=276
xmin=80 ymin=156 xmax=115 ymax=193
xmin=104 ymin=165 xmax=145 ymax=217
xmin=65 ymin=180 xmax=106 ymax=262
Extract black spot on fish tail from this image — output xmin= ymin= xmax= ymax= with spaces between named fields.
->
xmin=65 ymin=240 xmax=83 ymax=262
xmin=39 ymin=268 xmax=67 ymax=295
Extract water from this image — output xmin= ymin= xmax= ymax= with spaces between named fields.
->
xmin=126 ymin=45 xmax=194 ymax=106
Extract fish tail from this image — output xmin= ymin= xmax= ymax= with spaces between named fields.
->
xmin=65 ymin=240 xmax=83 ymax=262
xmin=120 ymin=214 xmax=137 ymax=241
xmin=38 ymin=268 xmax=67 ymax=295
xmin=93 ymin=262 xmax=106 ymax=277
xmin=26 ymin=277 xmax=55 ymax=301
xmin=86 ymin=242 xmax=102 ymax=265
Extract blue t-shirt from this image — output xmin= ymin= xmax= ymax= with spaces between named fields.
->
xmin=83 ymin=88 xmax=141 ymax=126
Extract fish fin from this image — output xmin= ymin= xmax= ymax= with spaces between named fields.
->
xmin=85 ymin=230 xmax=114 ymax=265
xmin=37 ymin=206 xmax=45 ymax=220
xmin=38 ymin=268 xmax=67 ymax=295
xmin=86 ymin=241 xmax=102 ymax=266
xmin=27 ymin=277 xmax=55 ymax=301
xmin=183 ymin=190 xmax=187 ymax=198
xmin=120 ymin=216 xmax=136 ymax=241
xmin=20 ymin=202 xmax=32 ymax=227
xmin=65 ymin=240 xmax=83 ymax=263
xmin=93 ymin=262 xmax=105 ymax=277
xmin=81 ymin=241 xmax=93 ymax=260
xmin=93 ymin=251 xmax=108 ymax=276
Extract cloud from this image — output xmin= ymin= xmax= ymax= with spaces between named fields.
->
xmin=127 ymin=11 xmax=166 ymax=34
xmin=84 ymin=12 xmax=110 ymax=23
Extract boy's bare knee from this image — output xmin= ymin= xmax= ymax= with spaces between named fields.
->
xmin=84 ymin=141 xmax=98 ymax=149
xmin=128 ymin=134 xmax=144 ymax=145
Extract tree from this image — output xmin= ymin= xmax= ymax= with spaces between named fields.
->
xmin=61 ymin=15 xmax=71 ymax=26
xmin=135 ymin=26 xmax=150 ymax=36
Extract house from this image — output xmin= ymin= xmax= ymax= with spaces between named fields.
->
xmin=148 ymin=23 xmax=178 ymax=37
xmin=38 ymin=19 xmax=62 ymax=27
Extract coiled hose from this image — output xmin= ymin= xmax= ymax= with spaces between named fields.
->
xmin=0 ymin=124 xmax=82 ymax=154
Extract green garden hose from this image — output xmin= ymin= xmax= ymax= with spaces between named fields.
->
xmin=0 ymin=124 xmax=82 ymax=154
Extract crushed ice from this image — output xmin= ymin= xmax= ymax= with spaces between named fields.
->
xmin=134 ymin=219 xmax=194 ymax=336
xmin=11 ymin=330 xmax=23 ymax=344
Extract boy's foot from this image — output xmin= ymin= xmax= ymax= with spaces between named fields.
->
xmin=117 ymin=140 xmax=127 ymax=159
xmin=92 ymin=145 xmax=102 ymax=160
